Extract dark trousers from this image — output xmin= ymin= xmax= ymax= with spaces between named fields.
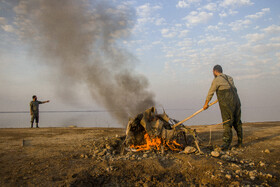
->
xmin=31 ymin=114 xmax=39 ymax=127
xmin=217 ymin=89 xmax=242 ymax=146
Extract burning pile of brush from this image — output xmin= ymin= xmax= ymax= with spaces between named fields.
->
xmin=124 ymin=107 xmax=201 ymax=153
xmin=130 ymin=133 xmax=183 ymax=152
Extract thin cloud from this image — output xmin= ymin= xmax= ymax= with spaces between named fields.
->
xmin=176 ymin=0 xmax=201 ymax=9
xmin=228 ymin=9 xmax=238 ymax=15
xmin=263 ymin=25 xmax=280 ymax=34
xmin=219 ymin=9 xmax=238 ymax=18
xmin=270 ymin=37 xmax=280 ymax=42
xmin=176 ymin=0 xmax=189 ymax=8
xmin=179 ymin=30 xmax=189 ymax=38
xmin=155 ymin=17 xmax=166 ymax=26
xmin=183 ymin=11 xmax=213 ymax=26
xmin=0 ymin=17 xmax=15 ymax=33
xmin=251 ymin=43 xmax=280 ymax=54
xmin=220 ymin=0 xmax=253 ymax=8
xmin=1 ymin=24 xmax=15 ymax=32
xmin=152 ymin=41 xmax=161 ymax=45
xmin=207 ymin=25 xmax=220 ymax=31
xmin=219 ymin=12 xmax=227 ymax=18
xmin=136 ymin=3 xmax=162 ymax=25
xmin=161 ymin=28 xmax=176 ymax=38
xmin=0 ymin=17 xmax=6 ymax=24
xmin=229 ymin=19 xmax=252 ymax=31
xmin=245 ymin=8 xmax=270 ymax=19
xmin=203 ymin=3 xmax=217 ymax=12
xmin=244 ymin=33 xmax=265 ymax=43
xmin=198 ymin=35 xmax=226 ymax=45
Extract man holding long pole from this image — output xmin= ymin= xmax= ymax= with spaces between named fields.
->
xmin=203 ymin=65 xmax=243 ymax=150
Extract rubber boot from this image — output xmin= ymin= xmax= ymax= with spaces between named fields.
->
xmin=234 ymin=140 xmax=243 ymax=148
xmin=220 ymin=144 xmax=230 ymax=151
xmin=36 ymin=123 xmax=39 ymax=128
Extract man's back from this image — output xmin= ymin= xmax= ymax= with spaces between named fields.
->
xmin=206 ymin=73 xmax=237 ymax=102
xmin=213 ymin=74 xmax=235 ymax=90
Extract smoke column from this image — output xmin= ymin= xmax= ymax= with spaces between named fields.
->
xmin=14 ymin=0 xmax=155 ymax=124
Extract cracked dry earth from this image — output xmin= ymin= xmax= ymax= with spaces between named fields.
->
xmin=0 ymin=122 xmax=279 ymax=186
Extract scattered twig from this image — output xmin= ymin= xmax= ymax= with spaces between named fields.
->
xmin=187 ymin=161 xmax=193 ymax=169
xmin=208 ymin=128 xmax=212 ymax=145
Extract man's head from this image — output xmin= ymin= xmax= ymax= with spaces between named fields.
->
xmin=213 ymin=65 xmax=223 ymax=77
xmin=32 ymin=95 xmax=37 ymax=101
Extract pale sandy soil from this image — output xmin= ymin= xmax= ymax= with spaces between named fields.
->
xmin=0 ymin=122 xmax=279 ymax=186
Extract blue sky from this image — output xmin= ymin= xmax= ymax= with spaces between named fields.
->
xmin=0 ymin=0 xmax=280 ymax=125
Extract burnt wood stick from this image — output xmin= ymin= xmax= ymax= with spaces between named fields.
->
xmin=195 ymin=139 xmax=203 ymax=154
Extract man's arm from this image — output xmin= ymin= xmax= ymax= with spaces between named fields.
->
xmin=204 ymin=79 xmax=218 ymax=110
xmin=30 ymin=103 xmax=33 ymax=115
xmin=38 ymin=100 xmax=50 ymax=104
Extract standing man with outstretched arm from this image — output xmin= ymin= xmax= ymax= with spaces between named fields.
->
xmin=30 ymin=95 xmax=50 ymax=128
xmin=203 ymin=65 xmax=242 ymax=150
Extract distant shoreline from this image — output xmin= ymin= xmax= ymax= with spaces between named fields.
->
xmin=0 ymin=121 xmax=279 ymax=129
xmin=0 ymin=110 xmax=112 ymax=114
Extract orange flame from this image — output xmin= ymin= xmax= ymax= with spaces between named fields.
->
xmin=130 ymin=133 xmax=183 ymax=152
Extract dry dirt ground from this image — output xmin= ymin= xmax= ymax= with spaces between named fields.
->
xmin=0 ymin=121 xmax=279 ymax=186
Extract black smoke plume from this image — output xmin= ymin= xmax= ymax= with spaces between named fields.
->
xmin=15 ymin=0 xmax=155 ymax=124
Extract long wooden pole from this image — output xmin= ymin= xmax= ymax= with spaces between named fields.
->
xmin=172 ymin=100 xmax=218 ymax=128
xmin=215 ymin=119 xmax=230 ymax=126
